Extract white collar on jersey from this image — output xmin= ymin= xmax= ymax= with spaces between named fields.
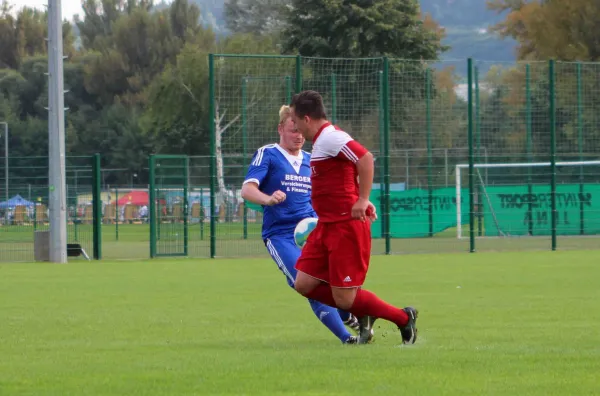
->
xmin=275 ymin=144 xmax=303 ymax=173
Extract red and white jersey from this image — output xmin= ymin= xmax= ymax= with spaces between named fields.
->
xmin=310 ymin=122 xmax=368 ymax=222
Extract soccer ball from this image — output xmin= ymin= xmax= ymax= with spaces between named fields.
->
xmin=294 ymin=217 xmax=318 ymax=248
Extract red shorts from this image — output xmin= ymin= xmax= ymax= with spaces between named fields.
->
xmin=295 ymin=220 xmax=371 ymax=288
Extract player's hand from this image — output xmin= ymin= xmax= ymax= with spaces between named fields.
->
xmin=351 ymin=197 xmax=371 ymax=222
xmin=266 ymin=190 xmax=286 ymax=206
xmin=367 ymin=202 xmax=378 ymax=222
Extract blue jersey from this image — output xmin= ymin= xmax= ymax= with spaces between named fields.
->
xmin=244 ymin=144 xmax=316 ymax=240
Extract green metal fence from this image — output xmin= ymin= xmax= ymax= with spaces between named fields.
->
xmin=149 ymin=155 xmax=189 ymax=258
xmin=0 ymin=155 xmax=102 ymax=262
xmin=202 ymin=55 xmax=600 ymax=257
xmin=97 ymin=164 xmax=152 ymax=260
xmin=3 ymin=56 xmax=600 ymax=262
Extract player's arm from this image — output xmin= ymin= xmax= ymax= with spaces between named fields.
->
xmin=356 ymin=151 xmax=374 ymax=202
xmin=241 ymin=182 xmax=285 ymax=206
xmin=335 ymin=138 xmax=377 ymax=221
xmin=241 ymin=148 xmax=286 ymax=206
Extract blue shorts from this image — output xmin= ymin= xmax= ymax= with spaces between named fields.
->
xmin=265 ymin=235 xmax=301 ymax=288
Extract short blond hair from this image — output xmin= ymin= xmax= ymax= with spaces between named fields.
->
xmin=279 ymin=105 xmax=291 ymax=125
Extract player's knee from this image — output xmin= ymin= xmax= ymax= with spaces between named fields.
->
xmin=332 ymin=296 xmax=353 ymax=311
xmin=332 ymin=288 xmax=357 ymax=311
xmin=294 ymin=280 xmax=312 ymax=296
xmin=294 ymin=271 xmax=319 ymax=296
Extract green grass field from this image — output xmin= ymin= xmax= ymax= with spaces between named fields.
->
xmin=1 ymin=251 xmax=599 ymax=395
xmin=3 ymin=222 xmax=600 ymax=262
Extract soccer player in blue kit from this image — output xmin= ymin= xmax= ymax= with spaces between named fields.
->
xmin=241 ymin=105 xmax=361 ymax=344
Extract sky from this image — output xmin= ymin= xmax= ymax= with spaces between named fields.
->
xmin=12 ymin=0 xmax=82 ymax=20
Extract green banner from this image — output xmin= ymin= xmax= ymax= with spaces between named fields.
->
xmin=245 ymin=184 xmax=600 ymax=238
xmin=483 ymin=184 xmax=600 ymax=236
xmin=371 ymin=188 xmax=468 ymax=238
xmin=245 ymin=187 xmax=468 ymax=238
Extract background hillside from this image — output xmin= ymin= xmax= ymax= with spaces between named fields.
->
xmin=421 ymin=0 xmax=516 ymax=62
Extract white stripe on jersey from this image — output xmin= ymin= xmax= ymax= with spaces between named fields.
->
xmin=340 ymin=145 xmax=359 ymax=163
xmin=252 ymin=144 xmax=277 ymax=166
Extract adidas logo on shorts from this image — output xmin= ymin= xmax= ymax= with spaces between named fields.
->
xmin=343 ymin=276 xmax=352 ymax=283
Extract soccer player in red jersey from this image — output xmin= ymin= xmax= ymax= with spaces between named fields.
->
xmin=289 ymin=90 xmax=418 ymax=345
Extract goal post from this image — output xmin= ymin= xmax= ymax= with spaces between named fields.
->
xmin=455 ymin=160 xmax=600 ymax=239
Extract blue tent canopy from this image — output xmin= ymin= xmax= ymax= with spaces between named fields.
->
xmin=0 ymin=194 xmax=35 ymax=209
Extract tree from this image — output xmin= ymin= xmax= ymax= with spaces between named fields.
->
xmin=169 ymin=0 xmax=202 ymax=41
xmin=82 ymin=3 xmax=192 ymax=107
xmin=142 ymin=31 xmax=215 ymax=156
xmin=224 ymin=0 xmax=287 ymax=36
xmin=482 ymin=0 xmax=600 ymax=174
xmin=1 ymin=0 xmax=215 ymax=185
xmin=75 ymin=0 xmax=154 ymax=51
xmin=488 ymin=0 xmax=600 ymax=61
xmin=143 ymin=32 xmax=280 ymax=211
xmin=0 ymin=4 xmax=75 ymax=69
xmin=280 ymin=0 xmax=449 ymax=151
xmin=282 ymin=0 xmax=447 ymax=59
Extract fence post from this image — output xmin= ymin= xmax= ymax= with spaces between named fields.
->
xmin=149 ymin=155 xmax=156 ymax=258
xmin=92 ymin=153 xmax=102 ymax=260
xmin=241 ymin=77 xmax=248 ymax=240
xmin=467 ymin=58 xmax=475 ymax=253
xmin=209 ymin=53 xmax=217 ymax=258
xmin=382 ymin=57 xmax=391 ymax=254
xmin=526 ymin=64 xmax=533 ymax=236
xmin=577 ymin=62 xmax=584 ymax=235
xmin=184 ymin=156 xmax=189 ymax=256
xmin=295 ymin=55 xmax=303 ymax=93
xmin=405 ymin=150 xmax=409 ymax=190
xmin=200 ymin=186 xmax=204 ymax=240
xmin=475 ymin=66 xmax=483 ymax=236
xmin=378 ymin=70 xmax=386 ymax=240
xmin=549 ymin=59 xmax=557 ymax=250
xmin=425 ymin=67 xmax=433 ymax=237
xmin=115 ymin=188 xmax=119 ymax=240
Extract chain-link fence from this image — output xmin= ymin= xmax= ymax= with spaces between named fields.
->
xmin=0 ymin=155 xmax=97 ymax=261
xmin=3 ymin=57 xmax=600 ymax=262
xmin=206 ymin=55 xmax=600 ymax=257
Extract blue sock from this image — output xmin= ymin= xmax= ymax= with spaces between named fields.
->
xmin=308 ymin=299 xmax=352 ymax=343
xmin=337 ymin=309 xmax=351 ymax=322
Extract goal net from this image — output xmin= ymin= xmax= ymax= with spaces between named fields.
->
xmin=455 ymin=160 xmax=600 ymax=239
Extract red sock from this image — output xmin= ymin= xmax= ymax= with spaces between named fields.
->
xmin=350 ymin=288 xmax=409 ymax=327
xmin=305 ymin=284 xmax=337 ymax=307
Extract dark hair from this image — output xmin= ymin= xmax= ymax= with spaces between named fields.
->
xmin=290 ymin=90 xmax=327 ymax=120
